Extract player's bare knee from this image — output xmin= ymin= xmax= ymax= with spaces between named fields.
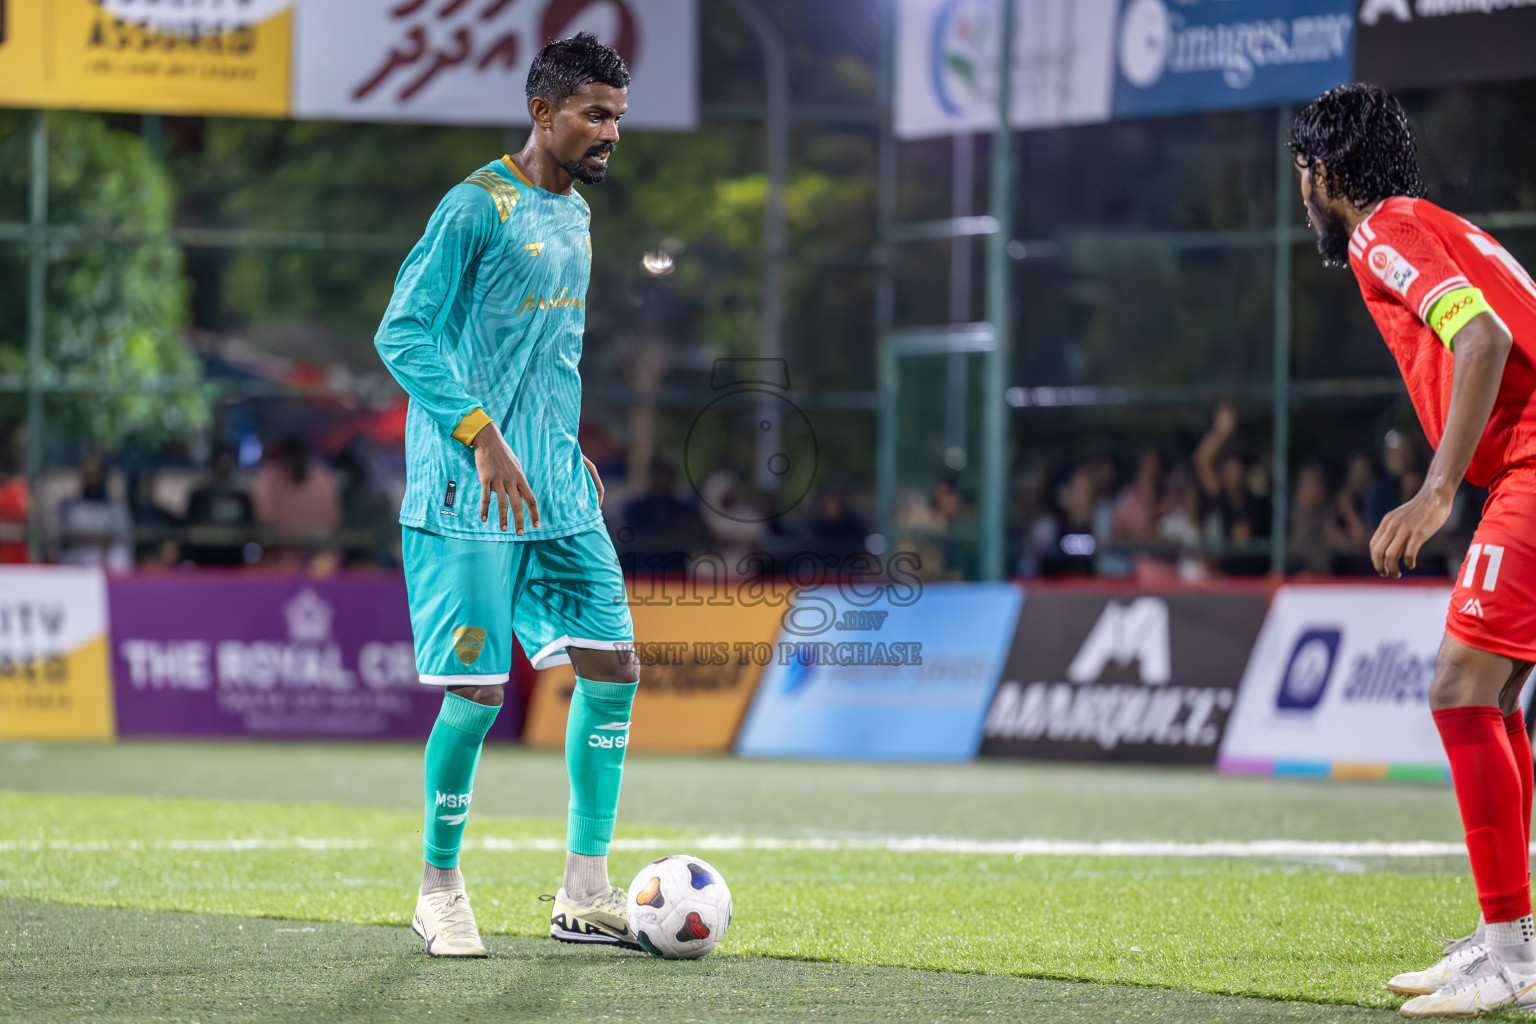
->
xmin=569 ymin=647 xmax=639 ymax=685
xmin=448 ymin=683 xmax=505 ymax=707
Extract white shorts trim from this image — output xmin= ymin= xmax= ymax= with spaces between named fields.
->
xmin=418 ymin=672 xmax=511 ymax=686
xmin=527 ymin=636 xmax=636 ymax=671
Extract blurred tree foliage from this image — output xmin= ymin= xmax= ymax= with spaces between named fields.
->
xmin=0 ymin=111 xmax=205 ymax=444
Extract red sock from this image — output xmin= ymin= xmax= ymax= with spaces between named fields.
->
xmin=1505 ymin=710 xmax=1533 ymax=872
xmin=1435 ymin=706 xmax=1532 ymax=923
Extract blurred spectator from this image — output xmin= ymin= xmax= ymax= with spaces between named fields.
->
xmin=697 ymin=468 xmax=766 ymax=555
xmin=0 ymin=427 xmax=29 ymax=563
xmin=252 ymin=436 xmax=341 ymax=537
xmin=1368 ymin=429 xmax=1425 ymax=526
xmin=1288 ymin=462 xmax=1340 ymax=575
xmin=806 ymin=479 xmax=870 ymax=558
xmin=1038 ymin=465 xmax=1099 ymax=576
xmin=1335 ymin=453 xmax=1375 ymax=543
xmin=336 ymin=443 xmax=399 ymax=569
xmin=183 ymin=444 xmax=254 ymax=566
xmin=1111 ymin=450 xmax=1162 ymax=544
xmin=54 ymin=454 xmax=133 ymax=570
xmin=1198 ymin=402 xmax=1271 ymax=574
xmin=621 ymin=458 xmax=707 ymax=557
xmin=1157 ymin=462 xmax=1205 ymax=553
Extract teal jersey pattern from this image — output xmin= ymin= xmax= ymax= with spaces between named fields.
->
xmin=375 ymin=156 xmax=601 ymax=542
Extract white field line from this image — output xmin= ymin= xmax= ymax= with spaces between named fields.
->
xmin=0 ymin=835 xmax=1476 ymax=858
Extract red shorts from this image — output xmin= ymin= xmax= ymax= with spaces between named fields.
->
xmin=1447 ymin=467 xmax=1536 ymax=663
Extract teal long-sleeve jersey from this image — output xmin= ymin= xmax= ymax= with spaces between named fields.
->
xmin=374 ymin=156 xmax=602 ymax=542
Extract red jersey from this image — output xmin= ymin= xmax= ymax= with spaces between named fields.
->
xmin=1349 ymin=196 xmax=1536 ymax=487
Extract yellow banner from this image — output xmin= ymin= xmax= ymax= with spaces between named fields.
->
xmin=0 ymin=0 xmax=291 ymax=118
xmin=525 ymin=584 xmax=791 ymax=754
xmin=0 ymin=567 xmax=116 ymax=742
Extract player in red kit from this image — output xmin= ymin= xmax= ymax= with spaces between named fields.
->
xmin=1292 ymin=85 xmax=1536 ymax=1016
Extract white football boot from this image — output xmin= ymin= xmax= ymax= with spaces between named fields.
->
xmin=411 ymin=887 xmax=488 ymax=957
xmin=1388 ymin=932 xmax=1487 ymax=996
xmin=1397 ymin=952 xmax=1536 ymax=1017
xmin=547 ymin=886 xmax=641 ymax=950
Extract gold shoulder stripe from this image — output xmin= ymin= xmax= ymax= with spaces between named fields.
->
xmin=464 ymin=175 xmax=510 ymax=222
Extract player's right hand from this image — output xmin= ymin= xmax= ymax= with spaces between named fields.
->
xmin=471 ymin=422 xmax=539 ymax=534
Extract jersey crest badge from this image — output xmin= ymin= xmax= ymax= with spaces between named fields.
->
xmin=1367 ymin=245 xmax=1420 ymax=297
xmin=453 ymin=626 xmax=488 ymax=665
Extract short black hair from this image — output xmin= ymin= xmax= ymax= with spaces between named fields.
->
xmin=1289 ymin=84 xmax=1425 ymax=208
xmin=525 ymin=31 xmax=630 ymax=107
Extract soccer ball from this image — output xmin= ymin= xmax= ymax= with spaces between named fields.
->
xmin=626 ymin=854 xmax=732 ymax=959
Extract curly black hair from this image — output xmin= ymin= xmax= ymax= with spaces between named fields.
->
xmin=1289 ymin=84 xmax=1425 ymax=208
xmin=525 ymin=31 xmax=630 ymax=107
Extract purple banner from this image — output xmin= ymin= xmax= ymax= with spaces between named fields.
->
xmin=107 ymin=576 xmax=522 ymax=740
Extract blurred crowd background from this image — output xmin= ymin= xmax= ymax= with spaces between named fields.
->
xmin=2 ymin=3 xmax=1534 ymax=585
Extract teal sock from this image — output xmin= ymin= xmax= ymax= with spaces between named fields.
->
xmin=565 ymin=676 xmax=637 ymax=856
xmin=422 ymin=691 xmax=500 ymax=869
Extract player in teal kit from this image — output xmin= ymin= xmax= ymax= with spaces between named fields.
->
xmin=373 ymin=33 xmax=640 ymax=957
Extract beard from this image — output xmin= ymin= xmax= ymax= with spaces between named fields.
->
xmin=562 ymin=143 xmax=615 ymax=185
xmin=1305 ymin=181 xmax=1354 ymax=267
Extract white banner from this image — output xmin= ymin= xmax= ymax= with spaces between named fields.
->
xmin=294 ymin=0 xmax=696 ymax=130
xmin=1218 ymin=585 xmax=1455 ymax=774
xmin=0 ymin=566 xmax=115 ymax=741
xmin=895 ymin=0 xmax=1118 ymax=140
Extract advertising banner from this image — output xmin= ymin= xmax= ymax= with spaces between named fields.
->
xmin=1355 ymin=0 xmax=1536 ymax=91
xmin=735 ymin=583 xmax=1022 ymax=762
xmin=108 ymin=576 xmax=520 ymax=740
xmin=0 ymin=566 xmax=115 ymax=742
xmin=0 ymin=0 xmax=292 ymax=118
xmin=294 ymin=0 xmax=697 ymax=130
xmin=1218 ymin=584 xmax=1451 ymax=780
xmin=1110 ymin=0 xmax=1354 ymax=119
xmin=524 ymin=581 xmax=790 ymax=753
xmin=895 ymin=0 xmax=1118 ymax=140
xmin=979 ymin=589 xmax=1270 ymax=764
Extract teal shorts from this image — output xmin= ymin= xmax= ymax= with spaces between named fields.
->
xmin=402 ymin=524 xmax=634 ymax=684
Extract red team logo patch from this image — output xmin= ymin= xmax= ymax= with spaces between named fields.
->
xmin=1367 ymin=244 xmax=1421 ymax=296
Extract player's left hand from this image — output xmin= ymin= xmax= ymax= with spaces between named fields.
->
xmin=1370 ymin=485 xmax=1455 ymax=579
xmin=582 ymin=455 xmax=604 ymax=507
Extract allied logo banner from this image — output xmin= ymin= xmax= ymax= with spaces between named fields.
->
xmin=0 ymin=566 xmax=115 ymax=742
xmin=735 ymin=583 xmax=1023 ymax=762
xmin=895 ymin=0 xmax=1119 ymax=140
xmin=1111 ymin=0 xmax=1355 ymax=119
xmin=1355 ymin=0 xmax=1536 ymax=90
xmin=523 ymin=580 xmax=790 ymax=754
xmin=1218 ymin=584 xmax=1451 ymax=779
xmin=107 ymin=576 xmax=521 ymax=740
xmin=979 ymin=589 xmax=1269 ymax=764
xmin=294 ymin=0 xmax=697 ymax=130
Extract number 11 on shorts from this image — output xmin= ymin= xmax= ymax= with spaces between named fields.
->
xmin=1462 ymin=544 xmax=1506 ymax=592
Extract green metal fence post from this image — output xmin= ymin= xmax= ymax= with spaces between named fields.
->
xmin=25 ymin=111 xmax=48 ymax=563
xmin=980 ymin=0 xmax=1014 ymax=581
xmin=1271 ymin=106 xmax=1295 ymax=576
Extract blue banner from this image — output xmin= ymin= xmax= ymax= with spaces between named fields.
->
xmin=735 ymin=583 xmax=1023 ymax=762
xmin=1111 ymin=0 xmax=1354 ymax=119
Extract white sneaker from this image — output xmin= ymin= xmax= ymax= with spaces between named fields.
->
xmin=547 ymin=885 xmax=641 ymax=950
xmin=411 ymin=887 xmax=487 ymax=958
xmin=1388 ymin=933 xmax=1487 ymax=996
xmin=1398 ymin=952 xmax=1536 ymax=1017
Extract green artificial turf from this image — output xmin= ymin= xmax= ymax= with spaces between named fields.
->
xmin=0 ymin=898 xmax=1412 ymax=1024
xmin=0 ymin=789 xmax=1480 ymax=1009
